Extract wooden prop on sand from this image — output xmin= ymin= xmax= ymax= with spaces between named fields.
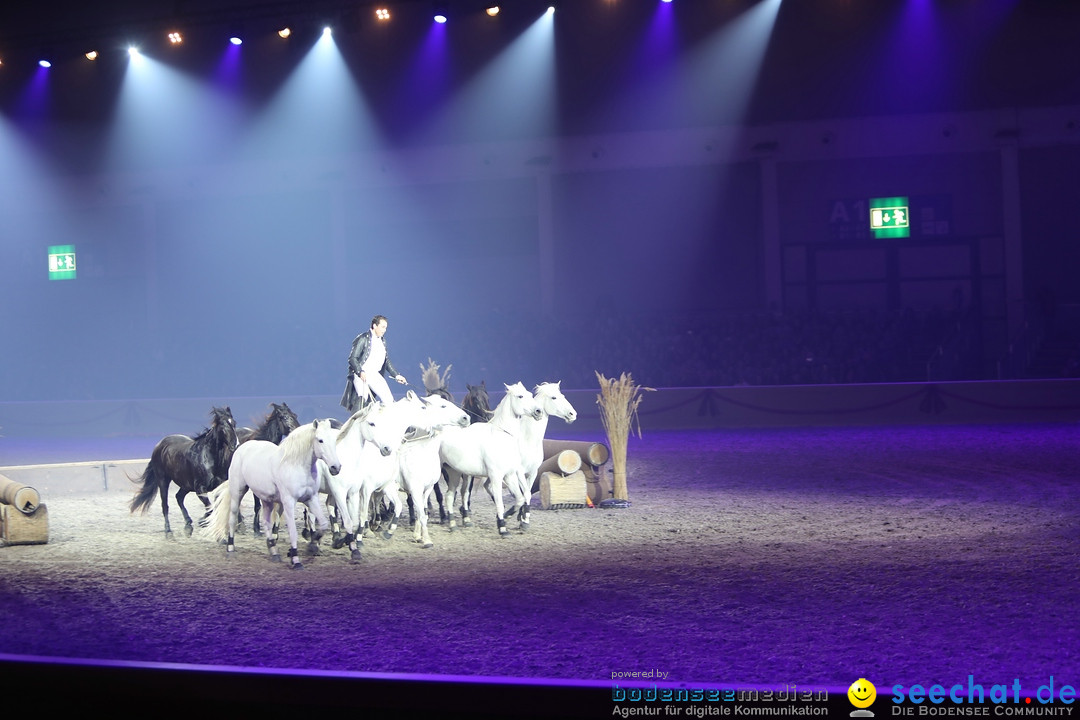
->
xmin=595 ymin=372 xmax=652 ymax=502
xmin=0 ymin=473 xmax=49 ymax=545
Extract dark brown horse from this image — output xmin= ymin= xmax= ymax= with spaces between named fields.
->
xmin=129 ymin=406 xmax=238 ymax=536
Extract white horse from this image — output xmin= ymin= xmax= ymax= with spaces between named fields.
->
xmin=316 ymin=399 xmax=414 ymax=560
xmin=439 ymin=382 xmax=543 ymax=536
xmin=394 ymin=394 xmax=470 ymax=548
xmin=204 ymin=419 xmax=341 ymax=569
xmin=501 ymin=381 xmax=578 ymax=529
xmin=352 ymin=392 xmax=473 ymax=546
xmin=306 ymin=402 xmax=405 ymax=560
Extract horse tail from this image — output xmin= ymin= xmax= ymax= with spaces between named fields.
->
xmin=129 ymin=461 xmax=162 ymax=514
xmin=202 ymin=481 xmax=232 ymax=542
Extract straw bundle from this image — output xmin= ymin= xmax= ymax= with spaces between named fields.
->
xmin=420 ymin=358 xmax=452 ymax=394
xmin=595 ymin=372 xmax=653 ymax=501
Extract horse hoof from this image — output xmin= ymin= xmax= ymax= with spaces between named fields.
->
xmin=331 ymin=534 xmax=346 ymax=550
xmin=519 ymin=522 xmax=530 ymax=533
xmin=307 ymin=543 xmax=321 ymax=557
xmin=184 ymin=527 xmax=193 ymax=538
xmin=269 ymin=554 xmax=282 ymax=562
xmin=291 ymin=562 xmax=304 ymax=570
xmin=301 ymin=529 xmax=311 ymax=541
xmin=350 ymin=549 xmax=363 ymax=561
xmin=463 ymin=519 xmax=474 ymax=528
xmin=381 ymin=530 xmax=394 ymax=541
xmin=422 ymin=541 xmax=434 ymax=549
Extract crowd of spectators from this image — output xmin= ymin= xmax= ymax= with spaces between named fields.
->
xmin=5 ymin=304 xmax=981 ymax=402
xmin=429 ymin=305 xmax=976 ymax=393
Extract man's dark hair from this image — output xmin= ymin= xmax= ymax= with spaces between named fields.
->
xmin=371 ymin=314 xmax=388 ymax=330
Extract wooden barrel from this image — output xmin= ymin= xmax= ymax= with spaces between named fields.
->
xmin=0 ymin=474 xmax=41 ymax=515
xmin=542 ymin=439 xmax=609 ymax=467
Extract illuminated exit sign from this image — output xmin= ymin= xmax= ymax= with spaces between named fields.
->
xmin=869 ymin=197 xmax=910 ymax=238
xmin=48 ymin=244 xmax=77 ymax=280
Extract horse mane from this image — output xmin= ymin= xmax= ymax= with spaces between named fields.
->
xmin=337 ymin=404 xmax=373 ymax=443
xmin=254 ymin=402 xmax=299 ymax=443
xmin=490 ymin=382 xmax=530 ymax=429
xmin=192 ymin=406 xmax=237 ymax=480
xmin=427 ymin=386 xmax=454 ymax=402
xmin=279 ymin=422 xmax=317 ymax=467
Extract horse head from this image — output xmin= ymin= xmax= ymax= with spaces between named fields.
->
xmin=535 ymin=381 xmax=577 ymax=424
xmin=353 ymin=403 xmax=409 ymax=457
xmin=270 ymin=402 xmax=300 ymax=439
xmin=210 ymin=406 xmax=239 ymax=450
xmin=463 ymin=381 xmax=493 ymax=423
xmin=503 ymin=381 xmax=543 ymax=421
xmin=421 ymin=393 xmax=470 ymax=428
xmin=312 ymin=418 xmax=341 ymax=475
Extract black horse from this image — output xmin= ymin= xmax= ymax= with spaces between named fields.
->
xmin=129 ymin=406 xmax=238 ymax=536
xmin=236 ymin=402 xmax=300 ymax=533
xmin=461 ymin=381 xmax=493 ymax=424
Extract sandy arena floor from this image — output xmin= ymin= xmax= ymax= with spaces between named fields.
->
xmin=1 ymin=423 xmax=1078 ymax=701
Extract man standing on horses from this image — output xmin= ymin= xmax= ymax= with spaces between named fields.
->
xmin=340 ymin=314 xmax=407 ymax=412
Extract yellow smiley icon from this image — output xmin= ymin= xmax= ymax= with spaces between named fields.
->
xmin=848 ymin=679 xmax=877 ymax=709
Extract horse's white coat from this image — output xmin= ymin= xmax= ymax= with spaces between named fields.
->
xmin=205 ymin=419 xmax=341 ymax=567
xmin=438 ymin=382 xmax=542 ymax=535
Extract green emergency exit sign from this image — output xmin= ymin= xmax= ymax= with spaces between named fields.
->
xmin=48 ymin=244 xmax=77 ymax=280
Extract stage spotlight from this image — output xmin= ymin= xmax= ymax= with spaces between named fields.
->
xmin=376 ymin=7 xmax=390 ymax=21
xmin=128 ymin=46 xmax=140 ymax=57
xmin=38 ymin=59 xmax=52 ymax=68
xmin=168 ymin=31 xmax=182 ymax=44
xmin=322 ymin=26 xmax=333 ymax=37
xmin=277 ymin=26 xmax=292 ymax=38
xmin=434 ymin=1 xmax=448 ymax=23
xmin=229 ymin=36 xmax=243 ymax=45
xmin=486 ymin=5 xmax=500 ymax=16
xmin=85 ymin=50 xmax=98 ymax=60
xmin=547 ymin=4 xmax=556 ymax=14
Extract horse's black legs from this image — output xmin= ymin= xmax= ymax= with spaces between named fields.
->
xmin=433 ymin=481 xmax=447 ymax=524
xmin=252 ymin=496 xmax=262 ymax=534
xmin=406 ymin=495 xmax=417 ymax=528
xmin=158 ymin=482 xmax=173 ymax=536
xmin=175 ymin=488 xmax=196 ymax=536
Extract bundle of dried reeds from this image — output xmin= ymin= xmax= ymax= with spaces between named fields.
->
xmin=420 ymin=358 xmax=452 ymax=394
xmin=595 ymin=371 xmax=653 ymax=501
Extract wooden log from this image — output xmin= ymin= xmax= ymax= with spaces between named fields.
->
xmin=539 ymin=470 xmax=587 ymax=510
xmin=0 ymin=504 xmax=49 ymax=545
xmin=530 ymin=450 xmax=583 ymax=493
xmin=581 ymin=462 xmax=613 ymax=505
xmin=538 ymin=449 xmax=582 ymax=477
xmin=542 ymin=439 xmax=610 ymax=467
xmin=0 ymin=474 xmax=41 ymax=514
